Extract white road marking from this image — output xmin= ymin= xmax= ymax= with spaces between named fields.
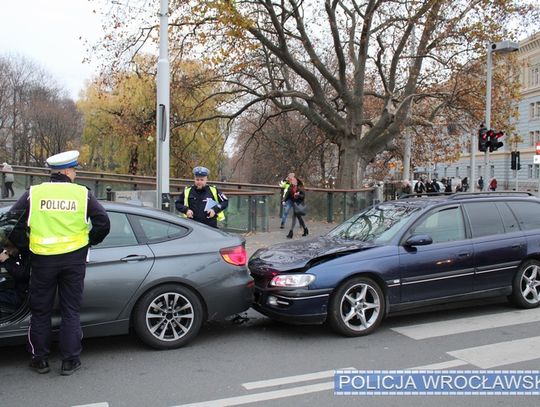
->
xmin=172 ymin=382 xmax=335 ymax=407
xmin=72 ymin=403 xmax=109 ymax=407
xmin=173 ymin=359 xmax=471 ymax=407
xmin=391 ymin=308 xmax=540 ymax=340
xmin=172 ymin=307 xmax=540 ymax=406
xmin=447 ymin=335 xmax=540 ymax=369
xmin=242 ymin=367 xmax=355 ymax=390
xmin=407 ymin=359 xmax=469 ymax=370
xmin=171 ymin=335 xmax=540 ymax=407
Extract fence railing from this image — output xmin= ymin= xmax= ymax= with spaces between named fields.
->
xmin=1 ymin=165 xmax=375 ymax=232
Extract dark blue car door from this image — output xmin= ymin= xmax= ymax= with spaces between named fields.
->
xmin=463 ymin=201 xmax=525 ymax=292
xmin=399 ymin=205 xmax=474 ymax=302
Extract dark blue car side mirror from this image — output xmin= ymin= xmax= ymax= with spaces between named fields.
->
xmin=405 ymin=234 xmax=433 ymax=247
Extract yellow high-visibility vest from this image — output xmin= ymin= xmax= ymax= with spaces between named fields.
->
xmin=279 ymin=181 xmax=290 ymax=199
xmin=28 ymin=183 xmax=89 ymax=255
xmin=183 ymin=185 xmax=225 ymax=221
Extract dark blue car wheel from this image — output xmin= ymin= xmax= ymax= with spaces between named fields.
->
xmin=512 ymin=260 xmax=540 ymax=308
xmin=133 ymin=284 xmax=204 ymax=349
xmin=328 ymin=276 xmax=385 ymax=337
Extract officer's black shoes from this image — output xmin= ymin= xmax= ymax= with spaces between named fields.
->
xmin=280 ymin=224 xmax=284 ymax=229
xmin=286 ymin=230 xmax=293 ymax=238
xmin=29 ymin=359 xmax=50 ymax=374
xmin=302 ymin=228 xmax=309 ymax=237
xmin=61 ymin=360 xmax=81 ymax=376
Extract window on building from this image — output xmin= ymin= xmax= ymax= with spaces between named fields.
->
xmin=466 ymin=166 xmax=471 ymax=178
xmin=531 ymin=131 xmax=536 ymax=146
xmin=490 ymin=165 xmax=495 ymax=178
xmin=530 ymin=65 xmax=540 ymax=87
xmin=532 ymin=103 xmax=536 ymax=119
xmin=528 ymin=164 xmax=533 ymax=179
xmin=456 ymin=167 xmax=460 ymax=177
xmin=537 ymin=102 xmax=540 ymax=118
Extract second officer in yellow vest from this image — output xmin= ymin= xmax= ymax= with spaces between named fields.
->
xmin=175 ymin=166 xmax=228 ymax=228
xmin=10 ymin=150 xmax=110 ymax=376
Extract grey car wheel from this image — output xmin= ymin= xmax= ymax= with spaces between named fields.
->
xmin=512 ymin=260 xmax=540 ymax=308
xmin=328 ymin=277 xmax=385 ymax=337
xmin=134 ymin=284 xmax=204 ymax=349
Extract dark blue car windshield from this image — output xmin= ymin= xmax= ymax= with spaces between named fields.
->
xmin=327 ymin=204 xmax=420 ymax=243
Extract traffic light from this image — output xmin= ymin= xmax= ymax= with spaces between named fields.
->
xmin=488 ymin=130 xmax=504 ymax=152
xmin=478 ymin=125 xmax=487 ymax=152
xmin=511 ymin=151 xmax=521 ymax=170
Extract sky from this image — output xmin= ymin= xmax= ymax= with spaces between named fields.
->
xmin=0 ymin=0 xmax=105 ymax=100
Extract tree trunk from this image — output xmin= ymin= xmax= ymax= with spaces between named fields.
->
xmin=128 ymin=145 xmax=138 ymax=175
xmin=357 ymin=156 xmax=370 ymax=187
xmin=336 ymin=137 xmax=359 ymax=189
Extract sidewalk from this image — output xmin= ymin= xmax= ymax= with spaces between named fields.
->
xmin=242 ymin=216 xmax=337 ymax=256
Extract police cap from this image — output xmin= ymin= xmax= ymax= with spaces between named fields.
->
xmin=193 ymin=166 xmax=209 ymax=177
xmin=46 ymin=150 xmax=81 ymax=170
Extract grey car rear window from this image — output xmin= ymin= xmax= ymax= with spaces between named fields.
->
xmin=98 ymin=212 xmax=138 ymax=248
xmin=133 ymin=215 xmax=189 ymax=243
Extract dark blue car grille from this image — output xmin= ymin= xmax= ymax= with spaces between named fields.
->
xmin=251 ymin=273 xmax=272 ymax=288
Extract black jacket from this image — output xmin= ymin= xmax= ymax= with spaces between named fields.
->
xmin=175 ymin=184 xmax=228 ymax=228
xmin=1 ymin=251 xmax=30 ymax=302
xmin=9 ymin=173 xmax=110 ymax=264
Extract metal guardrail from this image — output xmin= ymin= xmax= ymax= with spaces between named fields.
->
xmin=1 ymin=165 xmax=375 ymax=232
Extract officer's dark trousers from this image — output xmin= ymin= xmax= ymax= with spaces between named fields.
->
xmin=28 ymin=258 xmax=86 ymax=362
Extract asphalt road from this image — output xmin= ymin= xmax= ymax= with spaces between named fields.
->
xmin=1 ymin=299 xmax=539 ymax=407
xmin=1 ymin=221 xmax=540 ymax=407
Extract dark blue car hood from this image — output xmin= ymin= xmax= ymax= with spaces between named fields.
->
xmin=249 ymin=236 xmax=375 ymax=273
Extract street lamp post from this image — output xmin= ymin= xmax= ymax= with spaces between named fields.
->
xmin=483 ymin=40 xmax=519 ymax=191
xmin=156 ymin=0 xmax=170 ymax=210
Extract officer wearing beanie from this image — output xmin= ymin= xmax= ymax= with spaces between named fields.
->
xmin=10 ymin=150 xmax=110 ymax=375
xmin=175 ymin=166 xmax=228 ymax=228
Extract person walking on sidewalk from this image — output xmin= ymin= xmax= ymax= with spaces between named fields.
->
xmin=1 ymin=162 xmax=15 ymax=198
xmin=279 ymin=173 xmax=295 ymax=229
xmin=284 ymin=177 xmax=308 ymax=239
xmin=489 ymin=178 xmax=498 ymax=191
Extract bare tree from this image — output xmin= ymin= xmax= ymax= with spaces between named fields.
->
xmin=92 ymin=0 xmax=537 ymax=187
xmin=0 ymin=54 xmax=82 ymax=165
xmin=27 ymin=86 xmax=83 ymax=166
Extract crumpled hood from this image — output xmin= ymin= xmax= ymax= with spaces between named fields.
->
xmin=249 ymin=236 xmax=375 ymax=273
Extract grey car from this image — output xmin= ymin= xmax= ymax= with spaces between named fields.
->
xmin=0 ymin=202 xmax=254 ymax=349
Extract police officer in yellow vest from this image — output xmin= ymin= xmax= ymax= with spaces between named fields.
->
xmin=175 ymin=166 xmax=228 ymax=228
xmin=10 ymin=150 xmax=110 ymax=375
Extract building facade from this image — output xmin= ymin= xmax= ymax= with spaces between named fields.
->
xmin=435 ymin=32 xmax=540 ymax=192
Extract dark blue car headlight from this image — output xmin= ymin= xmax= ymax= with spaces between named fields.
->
xmin=270 ymin=274 xmax=316 ymax=288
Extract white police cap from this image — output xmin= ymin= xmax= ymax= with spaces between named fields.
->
xmin=193 ymin=166 xmax=209 ymax=177
xmin=46 ymin=150 xmax=81 ymax=170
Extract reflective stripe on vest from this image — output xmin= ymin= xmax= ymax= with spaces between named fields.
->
xmin=183 ymin=185 xmax=225 ymax=221
xmin=28 ymin=183 xmax=89 ymax=255
xmin=282 ymin=183 xmax=290 ymax=199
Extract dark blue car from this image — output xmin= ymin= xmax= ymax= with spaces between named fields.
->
xmin=249 ymin=193 xmax=540 ymax=336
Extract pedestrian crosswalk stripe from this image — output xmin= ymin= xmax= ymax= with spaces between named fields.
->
xmin=407 ymin=359 xmax=469 ymax=370
xmin=242 ymin=367 xmax=355 ymax=390
xmin=391 ymin=308 xmax=540 ymax=340
xmin=173 ymin=382 xmax=335 ymax=407
xmin=447 ymin=335 xmax=540 ymax=369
